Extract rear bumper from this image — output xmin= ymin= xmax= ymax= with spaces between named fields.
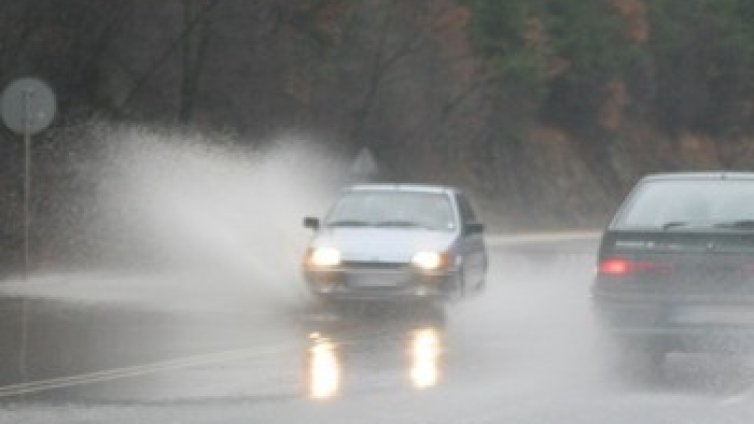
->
xmin=593 ymin=291 xmax=754 ymax=352
xmin=304 ymin=267 xmax=458 ymax=301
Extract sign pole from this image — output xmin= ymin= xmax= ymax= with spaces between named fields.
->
xmin=23 ymin=88 xmax=31 ymax=279
xmin=18 ymin=89 xmax=32 ymax=384
xmin=2 ymin=78 xmax=56 ymax=386
xmin=2 ymin=77 xmax=56 ymax=278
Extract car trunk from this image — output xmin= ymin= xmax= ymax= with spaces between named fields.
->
xmin=595 ymin=230 xmax=754 ymax=301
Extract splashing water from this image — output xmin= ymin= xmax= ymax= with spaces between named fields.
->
xmin=20 ymin=124 xmax=350 ymax=309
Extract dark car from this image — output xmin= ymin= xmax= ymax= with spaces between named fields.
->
xmin=592 ymin=172 xmax=754 ymax=371
xmin=302 ymin=184 xmax=487 ymax=302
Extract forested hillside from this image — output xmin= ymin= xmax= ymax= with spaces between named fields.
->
xmin=2 ymin=0 xmax=754 ymax=270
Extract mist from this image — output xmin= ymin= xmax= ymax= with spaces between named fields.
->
xmin=16 ymin=125 xmax=350 ymax=310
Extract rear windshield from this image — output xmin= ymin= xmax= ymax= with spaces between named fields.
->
xmin=614 ymin=179 xmax=754 ymax=229
xmin=325 ymin=191 xmax=456 ymax=231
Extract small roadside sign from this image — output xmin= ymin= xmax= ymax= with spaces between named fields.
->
xmin=2 ymin=78 xmax=56 ymax=135
xmin=1 ymin=77 xmax=57 ymax=281
xmin=350 ymin=147 xmax=379 ymax=180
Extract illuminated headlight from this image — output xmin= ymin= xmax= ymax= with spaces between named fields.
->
xmin=411 ymin=251 xmax=445 ymax=271
xmin=309 ymin=247 xmax=342 ymax=267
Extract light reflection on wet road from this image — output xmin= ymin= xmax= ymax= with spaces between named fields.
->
xmin=303 ymin=304 xmax=446 ymax=401
xmin=307 ymin=332 xmax=340 ymax=399
xmin=0 ymin=283 xmax=451 ymax=404
xmin=3 ymin=238 xmax=754 ymax=423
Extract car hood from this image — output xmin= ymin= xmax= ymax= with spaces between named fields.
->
xmin=311 ymin=227 xmax=458 ymax=263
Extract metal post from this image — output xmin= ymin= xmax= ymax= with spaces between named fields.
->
xmin=19 ymin=88 xmax=32 ymax=383
xmin=1 ymin=78 xmax=56 ymax=387
xmin=23 ymin=88 xmax=32 ymax=279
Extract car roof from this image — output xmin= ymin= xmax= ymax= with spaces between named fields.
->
xmin=345 ymin=183 xmax=459 ymax=195
xmin=640 ymin=171 xmax=754 ymax=182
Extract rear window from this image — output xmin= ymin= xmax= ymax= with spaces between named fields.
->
xmin=614 ymin=179 xmax=754 ymax=228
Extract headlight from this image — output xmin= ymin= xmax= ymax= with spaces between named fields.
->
xmin=309 ymin=247 xmax=342 ymax=267
xmin=411 ymin=251 xmax=445 ymax=270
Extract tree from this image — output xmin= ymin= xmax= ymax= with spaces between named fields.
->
xmin=178 ymin=0 xmax=215 ymax=123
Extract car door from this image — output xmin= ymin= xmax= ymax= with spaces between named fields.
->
xmin=455 ymin=193 xmax=487 ymax=291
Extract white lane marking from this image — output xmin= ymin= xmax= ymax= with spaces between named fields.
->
xmin=486 ymin=231 xmax=601 ymax=246
xmin=0 ymin=345 xmax=287 ymax=398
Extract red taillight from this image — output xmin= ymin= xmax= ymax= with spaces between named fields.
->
xmin=598 ymin=258 xmax=632 ymax=276
xmin=597 ymin=258 xmax=673 ymax=276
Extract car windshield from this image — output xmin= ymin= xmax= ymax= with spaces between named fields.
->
xmin=615 ymin=179 xmax=754 ymax=229
xmin=324 ymin=191 xmax=456 ymax=231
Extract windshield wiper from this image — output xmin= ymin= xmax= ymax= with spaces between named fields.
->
xmin=713 ymin=219 xmax=754 ymax=229
xmin=327 ymin=220 xmax=371 ymax=227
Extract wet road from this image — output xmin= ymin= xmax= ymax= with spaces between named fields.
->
xmin=3 ymin=236 xmax=754 ymax=423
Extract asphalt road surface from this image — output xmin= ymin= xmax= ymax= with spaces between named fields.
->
xmin=3 ymin=235 xmax=754 ymax=423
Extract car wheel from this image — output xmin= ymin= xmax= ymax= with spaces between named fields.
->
xmin=476 ymin=259 xmax=488 ymax=293
xmin=452 ymin=268 xmax=466 ymax=301
xmin=474 ymin=276 xmax=486 ymax=293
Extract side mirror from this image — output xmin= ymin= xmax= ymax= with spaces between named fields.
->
xmin=303 ymin=216 xmax=320 ymax=230
xmin=465 ymin=222 xmax=484 ymax=234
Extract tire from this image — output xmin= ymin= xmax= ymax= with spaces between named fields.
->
xmin=474 ymin=276 xmax=486 ymax=294
xmin=451 ymin=268 xmax=466 ymax=301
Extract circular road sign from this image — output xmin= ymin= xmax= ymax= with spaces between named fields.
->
xmin=1 ymin=77 xmax=57 ymax=135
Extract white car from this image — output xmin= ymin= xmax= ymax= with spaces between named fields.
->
xmin=302 ymin=184 xmax=487 ymax=302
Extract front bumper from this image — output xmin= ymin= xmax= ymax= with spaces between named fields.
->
xmin=304 ymin=264 xmax=458 ymax=301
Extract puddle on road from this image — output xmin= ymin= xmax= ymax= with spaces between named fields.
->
xmin=0 ymin=296 xmax=266 ymax=390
